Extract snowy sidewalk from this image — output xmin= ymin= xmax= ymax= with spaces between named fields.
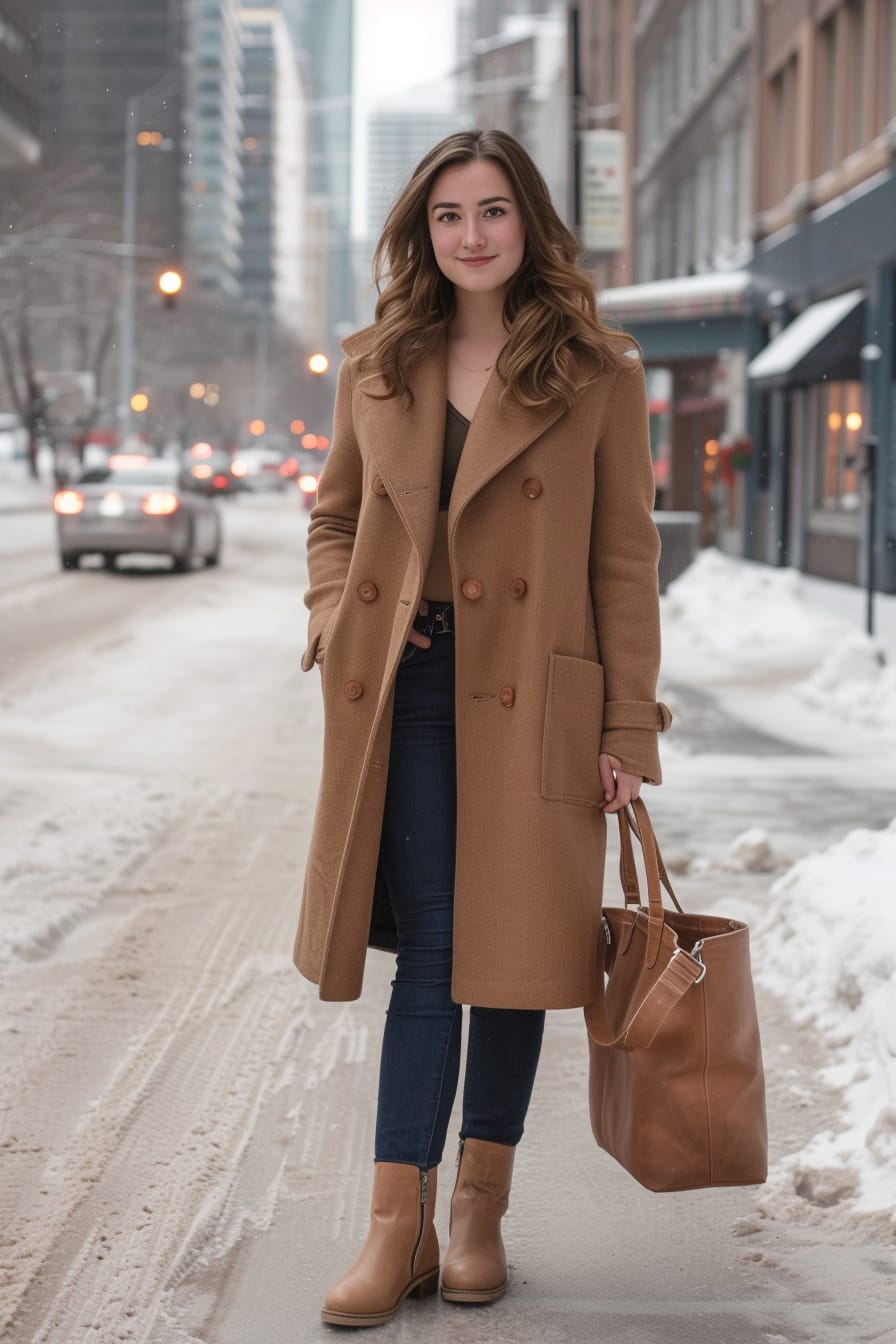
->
xmin=0 ymin=463 xmax=54 ymax=514
xmin=660 ymin=547 xmax=896 ymax=1228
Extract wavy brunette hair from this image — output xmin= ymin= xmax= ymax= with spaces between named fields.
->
xmin=363 ymin=129 xmax=635 ymax=410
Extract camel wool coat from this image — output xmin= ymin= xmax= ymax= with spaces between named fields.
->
xmin=294 ymin=324 xmax=671 ymax=1008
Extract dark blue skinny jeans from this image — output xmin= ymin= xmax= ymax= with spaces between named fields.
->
xmin=374 ymin=602 xmax=546 ymax=1168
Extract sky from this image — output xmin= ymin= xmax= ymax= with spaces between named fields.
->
xmin=351 ymin=0 xmax=461 ymax=237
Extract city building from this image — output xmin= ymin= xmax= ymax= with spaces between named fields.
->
xmin=238 ymin=5 xmax=308 ymax=336
xmin=0 ymin=0 xmax=40 ymax=167
xmin=280 ymin=0 xmax=354 ymax=346
xmin=182 ymin=0 xmax=245 ymax=303
xmin=471 ymin=3 xmax=572 ymax=222
xmin=594 ymin=0 xmax=761 ymax=554
xmin=573 ymin=0 xmax=637 ymax=290
xmin=19 ymin=0 xmax=183 ymax=246
xmin=351 ymin=104 xmax=458 ymax=328
xmin=746 ymin=0 xmax=896 ymax=591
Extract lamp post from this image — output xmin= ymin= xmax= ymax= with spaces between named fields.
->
xmin=116 ymin=74 xmax=177 ymax=443
xmin=859 ymin=342 xmax=882 ymax=640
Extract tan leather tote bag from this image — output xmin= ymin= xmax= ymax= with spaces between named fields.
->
xmin=585 ymin=797 xmax=767 ymax=1192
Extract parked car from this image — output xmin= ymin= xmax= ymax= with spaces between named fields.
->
xmin=230 ymin=446 xmax=288 ymax=491
xmin=54 ymin=455 xmax=221 ymax=571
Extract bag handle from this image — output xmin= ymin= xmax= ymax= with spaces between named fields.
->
xmin=583 ymin=798 xmax=703 ymax=1051
xmin=618 ymin=799 xmax=665 ymax=966
xmin=619 ymin=799 xmax=683 ymax=915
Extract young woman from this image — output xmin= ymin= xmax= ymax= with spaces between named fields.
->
xmin=295 ymin=129 xmax=671 ymax=1328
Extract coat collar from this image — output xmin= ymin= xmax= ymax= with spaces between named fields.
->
xmin=352 ymin=329 xmax=567 ymax=560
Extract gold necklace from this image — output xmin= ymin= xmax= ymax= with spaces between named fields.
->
xmin=449 ymin=345 xmax=500 ymax=374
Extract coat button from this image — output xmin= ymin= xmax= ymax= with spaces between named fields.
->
xmin=509 ymin=578 xmax=527 ymax=598
xmin=357 ymin=581 xmax=378 ymax=602
xmin=522 ymin=477 xmax=543 ymax=499
xmin=499 ymin=685 xmax=515 ymax=708
xmin=344 ymin=680 xmax=364 ymax=701
xmin=372 ymin=475 xmax=388 ymax=496
xmin=462 ymin=578 xmax=483 ymax=600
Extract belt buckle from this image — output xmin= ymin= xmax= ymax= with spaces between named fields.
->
xmin=434 ymin=606 xmax=453 ymax=635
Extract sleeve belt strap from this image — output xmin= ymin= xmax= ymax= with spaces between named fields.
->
xmin=603 ymin=700 xmax=673 ymax=732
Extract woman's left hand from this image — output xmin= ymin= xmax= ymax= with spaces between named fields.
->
xmin=598 ymin=753 xmax=642 ymax=813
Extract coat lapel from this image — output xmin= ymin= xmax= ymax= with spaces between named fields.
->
xmin=359 ymin=332 xmax=569 ymax=558
xmin=361 ymin=337 xmax=446 ymax=563
xmin=448 ymin=372 xmax=567 ymax=538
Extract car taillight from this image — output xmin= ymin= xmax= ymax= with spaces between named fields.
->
xmin=297 ymin=473 xmax=318 ymax=493
xmin=213 ymin=474 xmax=229 ymax=489
xmin=53 ymin=489 xmax=84 ymax=515
xmin=279 ymin=458 xmax=299 ymax=476
xmin=141 ymin=491 xmax=180 ymax=516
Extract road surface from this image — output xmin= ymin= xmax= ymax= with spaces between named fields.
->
xmin=1 ymin=499 xmax=893 ymax=1343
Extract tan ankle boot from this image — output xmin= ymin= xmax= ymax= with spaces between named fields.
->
xmin=440 ymin=1137 xmax=515 ymax=1303
xmin=320 ymin=1162 xmax=439 ymax=1327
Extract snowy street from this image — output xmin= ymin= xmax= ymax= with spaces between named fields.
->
xmin=1 ymin=499 xmax=894 ymax=1343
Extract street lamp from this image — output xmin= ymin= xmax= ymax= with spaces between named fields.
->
xmin=859 ymin=342 xmax=882 ymax=641
xmin=116 ymin=73 xmax=178 ymax=442
xmin=308 ymin=353 xmax=329 ymax=375
xmin=158 ymin=268 xmax=183 ymax=308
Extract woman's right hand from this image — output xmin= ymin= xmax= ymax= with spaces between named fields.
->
xmin=405 ymin=599 xmax=433 ymax=649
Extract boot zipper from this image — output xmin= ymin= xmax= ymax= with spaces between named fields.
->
xmin=456 ymin=1136 xmax=465 ymax=1166
xmin=410 ymin=1167 xmax=427 ymax=1274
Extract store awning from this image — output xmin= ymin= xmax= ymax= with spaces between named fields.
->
xmin=600 ymin=271 xmax=754 ymax=321
xmin=747 ymin=289 xmax=865 ymax=387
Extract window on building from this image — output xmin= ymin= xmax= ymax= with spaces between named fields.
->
xmin=675 ymin=177 xmax=695 ymax=275
xmin=716 ymin=130 xmax=735 ymax=252
xmin=812 ymin=381 xmax=863 ymax=512
xmin=679 ymin=4 xmax=694 ymax=102
xmin=637 ymin=215 xmax=657 ymax=282
xmin=846 ymin=0 xmax=867 ymax=153
xmin=695 ymin=151 xmax=716 ymax=265
xmin=666 ymin=26 xmax=679 ymax=119
xmin=609 ymin=0 xmax=621 ymax=103
xmin=877 ymin=0 xmax=895 ymax=130
xmin=767 ymin=55 xmax=798 ymax=205
xmin=736 ymin=118 xmax=751 ymax=244
xmin=698 ymin=0 xmax=716 ymax=75
xmin=815 ymin=15 xmax=837 ymax=173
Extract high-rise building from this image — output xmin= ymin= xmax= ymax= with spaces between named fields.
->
xmin=352 ymin=104 xmax=457 ymax=327
xmin=182 ymin=0 xmax=245 ymax=302
xmin=0 ymin=1 xmax=40 ymax=167
xmin=238 ymin=5 xmax=308 ymax=336
xmin=279 ymin=0 xmax=354 ymax=344
xmin=18 ymin=0 xmax=183 ymax=246
xmin=365 ymin=107 xmax=458 ymax=242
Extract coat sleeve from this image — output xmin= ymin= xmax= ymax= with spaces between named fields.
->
xmin=589 ymin=357 xmax=672 ymax=784
xmin=300 ymin=356 xmax=362 ymax=671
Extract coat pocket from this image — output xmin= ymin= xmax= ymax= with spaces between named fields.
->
xmin=541 ymin=653 xmax=606 ymax=806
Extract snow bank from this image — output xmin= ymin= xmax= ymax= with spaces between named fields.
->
xmin=753 ymin=819 xmax=896 ymax=1213
xmin=798 ymin=631 xmax=896 ymax=734
xmin=664 ymin=549 xmax=896 ymax=737
xmin=663 ymin=549 xmax=843 ymax=675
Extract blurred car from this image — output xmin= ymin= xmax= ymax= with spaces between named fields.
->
xmin=230 ymin=446 xmax=288 ymax=491
xmin=184 ymin=442 xmax=241 ymax=497
xmin=54 ymin=454 xmax=222 ymax=571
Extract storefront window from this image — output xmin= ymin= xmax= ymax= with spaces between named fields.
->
xmin=813 ymin=381 xmax=863 ymax=511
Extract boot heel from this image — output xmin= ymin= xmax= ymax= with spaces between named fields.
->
xmin=409 ymin=1268 xmax=440 ymax=1299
